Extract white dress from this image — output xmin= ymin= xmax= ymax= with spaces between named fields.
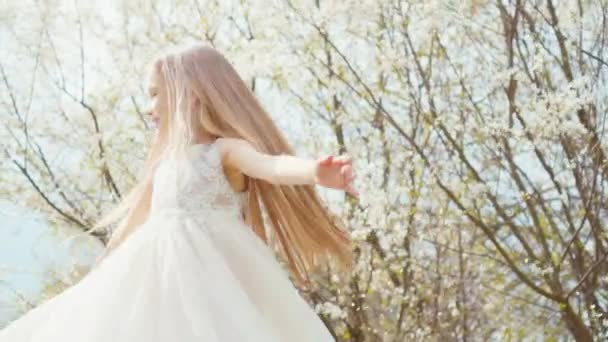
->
xmin=0 ymin=141 xmax=335 ymax=341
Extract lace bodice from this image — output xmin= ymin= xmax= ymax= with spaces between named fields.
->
xmin=150 ymin=142 xmax=246 ymax=220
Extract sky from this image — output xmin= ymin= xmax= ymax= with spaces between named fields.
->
xmin=0 ymin=199 xmax=103 ymax=327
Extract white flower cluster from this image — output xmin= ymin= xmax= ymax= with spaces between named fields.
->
xmin=315 ymin=301 xmax=348 ymax=320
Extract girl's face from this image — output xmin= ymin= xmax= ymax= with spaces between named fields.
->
xmin=145 ymin=69 xmax=168 ymax=130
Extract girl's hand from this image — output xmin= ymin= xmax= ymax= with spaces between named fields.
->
xmin=314 ymin=155 xmax=358 ymax=197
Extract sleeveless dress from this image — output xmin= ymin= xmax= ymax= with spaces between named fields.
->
xmin=0 ymin=141 xmax=335 ymax=341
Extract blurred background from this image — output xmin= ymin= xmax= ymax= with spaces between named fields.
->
xmin=1 ymin=0 xmax=607 ymax=340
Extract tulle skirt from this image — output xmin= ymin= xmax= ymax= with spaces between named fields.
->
xmin=0 ymin=208 xmax=335 ymax=341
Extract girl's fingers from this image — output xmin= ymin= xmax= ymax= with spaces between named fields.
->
xmin=347 ymin=174 xmax=355 ymax=184
xmin=320 ymin=154 xmax=351 ymax=168
xmin=341 ymin=165 xmax=356 ymax=196
xmin=341 ymin=165 xmax=352 ymax=180
xmin=335 ymin=155 xmax=351 ymax=165
xmin=319 ymin=155 xmax=333 ymax=166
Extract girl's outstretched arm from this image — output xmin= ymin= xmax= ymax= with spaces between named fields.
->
xmin=216 ymin=137 xmax=358 ymax=196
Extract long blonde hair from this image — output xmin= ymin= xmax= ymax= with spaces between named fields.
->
xmin=89 ymin=44 xmax=353 ymax=287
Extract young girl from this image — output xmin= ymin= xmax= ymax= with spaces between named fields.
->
xmin=0 ymin=44 xmax=356 ymax=341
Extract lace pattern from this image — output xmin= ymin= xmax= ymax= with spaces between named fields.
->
xmin=150 ymin=142 xmax=246 ymax=221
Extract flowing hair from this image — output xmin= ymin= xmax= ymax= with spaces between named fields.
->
xmin=88 ymin=44 xmax=353 ymax=287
